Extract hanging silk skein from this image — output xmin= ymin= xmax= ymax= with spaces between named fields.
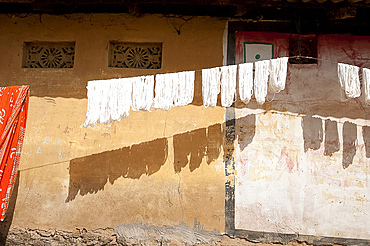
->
xmin=238 ymin=62 xmax=254 ymax=105
xmin=269 ymin=57 xmax=289 ymax=93
xmin=202 ymin=67 xmax=221 ymax=108
xmin=173 ymin=71 xmax=195 ymax=107
xmin=254 ymin=60 xmax=270 ymax=105
xmin=337 ymin=63 xmax=361 ymax=98
xmin=220 ymin=65 xmax=237 ymax=107
xmin=131 ymin=75 xmax=155 ymax=112
xmin=153 ymin=73 xmax=175 ymax=111
xmin=84 ymin=78 xmax=133 ymax=127
xmin=363 ymin=68 xmax=370 ymax=105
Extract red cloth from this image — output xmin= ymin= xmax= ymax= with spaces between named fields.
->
xmin=0 ymin=86 xmax=29 ymax=221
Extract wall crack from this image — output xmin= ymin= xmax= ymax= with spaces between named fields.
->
xmin=177 ymin=173 xmax=184 ymax=221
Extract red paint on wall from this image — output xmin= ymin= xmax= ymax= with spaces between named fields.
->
xmin=278 ymin=147 xmax=298 ymax=174
xmin=283 ymin=147 xmax=294 ymax=173
xmin=319 ymin=34 xmax=370 ymax=68
xmin=236 ymin=32 xmax=370 ymax=67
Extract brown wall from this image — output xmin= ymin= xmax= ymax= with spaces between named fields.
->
xmin=0 ymin=13 xmax=227 ymax=232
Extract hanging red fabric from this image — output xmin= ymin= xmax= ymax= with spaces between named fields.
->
xmin=0 ymin=86 xmax=29 ymax=221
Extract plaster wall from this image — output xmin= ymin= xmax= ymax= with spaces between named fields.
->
xmin=0 ymin=13 xmax=227 ymax=232
xmin=234 ymin=32 xmax=370 ymax=240
xmin=1 ymin=14 xmax=369 ymax=241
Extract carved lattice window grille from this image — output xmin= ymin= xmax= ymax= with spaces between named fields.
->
xmin=23 ymin=42 xmax=75 ymax=68
xmin=109 ymin=42 xmax=162 ymax=69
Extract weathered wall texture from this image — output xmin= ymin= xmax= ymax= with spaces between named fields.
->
xmin=1 ymin=13 xmax=369 ymax=243
xmin=0 ymin=13 xmax=227 ymax=232
xmin=234 ymin=33 xmax=370 ymax=240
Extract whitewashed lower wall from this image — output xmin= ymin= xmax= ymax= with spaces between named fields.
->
xmin=235 ymin=108 xmax=370 ymax=240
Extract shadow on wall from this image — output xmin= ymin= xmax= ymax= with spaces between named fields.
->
xmin=302 ymin=115 xmax=323 ymax=152
xmin=66 ymin=117 xmax=257 ymax=202
xmin=363 ymin=126 xmax=370 ymax=158
xmin=66 ymin=138 xmax=168 ymax=202
xmin=342 ymin=121 xmax=357 ymax=169
xmin=233 ymin=114 xmax=364 ymax=170
xmin=173 ymin=124 xmax=222 ymax=173
xmin=0 ymin=172 xmax=20 ymax=246
xmin=222 ymin=115 xmax=256 ymax=167
xmin=236 ymin=114 xmax=256 ymax=152
xmin=301 ymin=116 xmax=366 ymax=169
xmin=66 ymin=123 xmax=225 ymax=202
xmin=67 ymin=114 xmax=370 ymax=202
xmin=324 ymin=119 xmax=340 ymax=156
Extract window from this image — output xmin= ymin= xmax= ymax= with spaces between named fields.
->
xmin=289 ymin=35 xmax=317 ymax=64
xmin=109 ymin=41 xmax=162 ymax=69
xmin=23 ymin=42 xmax=75 ymax=68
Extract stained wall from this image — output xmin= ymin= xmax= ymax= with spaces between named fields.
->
xmin=1 ymin=14 xmax=369 ymax=241
xmin=0 ymin=13 xmax=227 ymax=232
xmin=234 ymin=32 xmax=370 ymax=240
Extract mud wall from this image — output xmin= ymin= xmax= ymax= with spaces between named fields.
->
xmin=0 ymin=13 xmax=227 ymax=232
xmin=1 ymin=14 xmax=369 ymax=242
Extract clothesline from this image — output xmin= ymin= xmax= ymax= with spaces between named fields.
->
xmin=84 ymin=56 xmax=370 ymax=127
xmin=84 ymin=57 xmax=290 ymax=127
xmin=195 ymin=55 xmax=370 ymax=72
xmin=289 ymin=55 xmax=370 ymax=66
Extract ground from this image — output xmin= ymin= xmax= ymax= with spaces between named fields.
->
xmin=5 ymin=226 xmax=344 ymax=246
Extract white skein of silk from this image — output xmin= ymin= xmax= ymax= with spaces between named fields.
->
xmin=220 ymin=65 xmax=237 ymax=107
xmin=116 ymin=78 xmax=133 ymax=121
xmin=269 ymin=57 xmax=288 ymax=93
xmin=84 ymin=78 xmax=132 ymax=127
xmin=84 ymin=80 xmax=102 ymax=127
xmin=131 ymin=75 xmax=154 ymax=112
xmin=362 ymin=68 xmax=370 ymax=105
xmin=338 ymin=63 xmax=361 ymax=98
xmin=173 ymin=71 xmax=195 ymax=107
xmin=153 ymin=73 xmax=175 ymax=111
xmin=238 ymin=62 xmax=254 ymax=105
xmin=202 ymin=67 xmax=221 ymax=108
xmin=254 ymin=60 xmax=270 ymax=105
